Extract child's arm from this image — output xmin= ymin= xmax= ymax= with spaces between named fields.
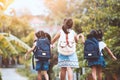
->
xmin=51 ymin=32 xmax=60 ymax=45
xmin=104 ymin=47 xmax=117 ymax=60
xmin=77 ymin=33 xmax=85 ymax=44
xmin=25 ymin=45 xmax=36 ymax=60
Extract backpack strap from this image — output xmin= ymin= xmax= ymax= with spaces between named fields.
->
xmin=66 ymin=34 xmax=72 ymax=48
xmin=66 ymin=34 xmax=69 ymax=45
xmin=32 ymin=47 xmax=37 ymax=69
xmin=32 ymin=54 xmax=35 ymax=69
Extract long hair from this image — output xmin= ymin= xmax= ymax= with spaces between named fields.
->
xmin=35 ymin=30 xmax=45 ymax=38
xmin=62 ymin=18 xmax=73 ymax=34
xmin=97 ymin=29 xmax=103 ymax=41
xmin=87 ymin=29 xmax=98 ymax=39
xmin=45 ymin=32 xmax=51 ymax=42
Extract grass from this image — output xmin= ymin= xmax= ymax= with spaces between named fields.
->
xmin=16 ymin=68 xmax=37 ymax=80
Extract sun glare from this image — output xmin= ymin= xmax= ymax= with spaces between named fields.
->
xmin=4 ymin=0 xmax=49 ymax=16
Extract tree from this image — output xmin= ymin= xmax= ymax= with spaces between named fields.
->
xmin=0 ymin=33 xmax=18 ymax=57
xmin=44 ymin=0 xmax=85 ymax=24
xmin=0 ymin=33 xmax=31 ymax=58
xmin=0 ymin=14 xmax=33 ymax=39
xmin=0 ymin=0 xmax=14 ymax=12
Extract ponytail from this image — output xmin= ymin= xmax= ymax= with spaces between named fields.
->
xmin=62 ymin=18 xmax=73 ymax=34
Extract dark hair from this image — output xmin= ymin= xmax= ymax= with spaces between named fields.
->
xmin=62 ymin=18 xmax=73 ymax=34
xmin=45 ymin=32 xmax=51 ymax=42
xmin=87 ymin=29 xmax=98 ymax=39
xmin=97 ymin=29 xmax=103 ymax=41
xmin=35 ymin=30 xmax=45 ymax=38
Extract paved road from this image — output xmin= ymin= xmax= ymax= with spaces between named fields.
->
xmin=0 ymin=68 xmax=28 ymax=80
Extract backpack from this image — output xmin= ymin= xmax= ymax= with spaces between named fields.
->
xmin=58 ymin=29 xmax=76 ymax=55
xmin=32 ymin=38 xmax=51 ymax=69
xmin=84 ymin=38 xmax=100 ymax=59
xmin=33 ymin=38 xmax=51 ymax=60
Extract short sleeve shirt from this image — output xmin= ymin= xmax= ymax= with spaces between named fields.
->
xmin=99 ymin=41 xmax=106 ymax=56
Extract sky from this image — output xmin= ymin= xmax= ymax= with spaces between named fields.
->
xmin=4 ymin=0 xmax=49 ymax=16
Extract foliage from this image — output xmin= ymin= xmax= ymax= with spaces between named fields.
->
xmin=0 ymin=72 xmax=2 ymax=80
xmin=44 ymin=0 xmax=85 ymax=24
xmin=0 ymin=33 xmax=31 ymax=58
xmin=73 ymin=19 xmax=83 ymax=33
xmin=0 ymin=0 xmax=14 ymax=11
xmin=0 ymin=15 xmax=33 ymax=38
xmin=0 ymin=33 xmax=18 ymax=57
xmin=22 ymin=31 xmax=35 ymax=47
xmin=0 ymin=13 xmax=34 ymax=57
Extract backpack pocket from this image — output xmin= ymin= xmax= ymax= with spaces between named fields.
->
xmin=34 ymin=50 xmax=51 ymax=59
xmin=58 ymin=41 xmax=76 ymax=55
xmin=59 ymin=41 xmax=67 ymax=48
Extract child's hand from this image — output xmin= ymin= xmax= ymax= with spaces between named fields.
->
xmin=24 ymin=54 xmax=29 ymax=60
xmin=77 ymin=33 xmax=85 ymax=44
xmin=50 ymin=44 xmax=55 ymax=49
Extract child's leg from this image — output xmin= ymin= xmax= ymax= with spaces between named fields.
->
xmin=42 ymin=61 xmax=50 ymax=80
xmin=97 ymin=66 xmax=102 ymax=80
xmin=60 ymin=67 xmax=67 ymax=80
xmin=42 ymin=71 xmax=49 ymax=80
xmin=91 ymin=66 xmax=97 ymax=80
xmin=67 ymin=67 xmax=73 ymax=80
xmin=38 ymin=71 xmax=42 ymax=80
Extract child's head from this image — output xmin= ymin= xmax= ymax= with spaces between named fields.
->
xmin=97 ymin=29 xmax=103 ymax=41
xmin=65 ymin=18 xmax=73 ymax=28
xmin=87 ymin=29 xmax=98 ymax=39
xmin=35 ymin=30 xmax=45 ymax=38
xmin=45 ymin=32 xmax=51 ymax=42
xmin=62 ymin=18 xmax=73 ymax=34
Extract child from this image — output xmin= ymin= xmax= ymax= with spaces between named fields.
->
xmin=51 ymin=18 xmax=85 ymax=80
xmin=25 ymin=30 xmax=51 ymax=80
xmin=45 ymin=32 xmax=51 ymax=43
xmin=87 ymin=29 xmax=117 ymax=80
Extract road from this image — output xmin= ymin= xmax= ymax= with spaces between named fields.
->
xmin=0 ymin=68 xmax=28 ymax=80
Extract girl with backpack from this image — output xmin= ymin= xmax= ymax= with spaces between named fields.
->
xmin=25 ymin=30 xmax=51 ymax=80
xmin=87 ymin=29 xmax=117 ymax=80
xmin=51 ymin=18 xmax=85 ymax=80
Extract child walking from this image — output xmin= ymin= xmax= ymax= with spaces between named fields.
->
xmin=51 ymin=18 xmax=85 ymax=80
xmin=25 ymin=30 xmax=51 ymax=80
xmin=87 ymin=29 xmax=117 ymax=80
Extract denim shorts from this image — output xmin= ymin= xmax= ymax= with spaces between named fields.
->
xmin=88 ymin=56 xmax=106 ymax=68
xmin=36 ymin=60 xmax=50 ymax=71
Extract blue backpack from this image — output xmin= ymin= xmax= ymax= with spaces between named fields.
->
xmin=33 ymin=38 xmax=51 ymax=60
xmin=84 ymin=38 xmax=100 ymax=59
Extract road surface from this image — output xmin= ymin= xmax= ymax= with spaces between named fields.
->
xmin=0 ymin=68 xmax=28 ymax=80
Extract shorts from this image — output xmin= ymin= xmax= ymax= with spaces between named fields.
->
xmin=87 ymin=56 xmax=106 ymax=68
xmin=36 ymin=60 xmax=50 ymax=71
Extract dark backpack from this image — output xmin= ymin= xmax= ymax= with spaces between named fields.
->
xmin=33 ymin=38 xmax=51 ymax=60
xmin=32 ymin=38 xmax=51 ymax=69
xmin=84 ymin=38 xmax=100 ymax=60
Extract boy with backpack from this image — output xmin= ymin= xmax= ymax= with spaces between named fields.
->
xmin=25 ymin=30 xmax=51 ymax=80
xmin=84 ymin=29 xmax=117 ymax=80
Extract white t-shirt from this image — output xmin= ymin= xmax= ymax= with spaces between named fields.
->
xmin=99 ymin=41 xmax=106 ymax=56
